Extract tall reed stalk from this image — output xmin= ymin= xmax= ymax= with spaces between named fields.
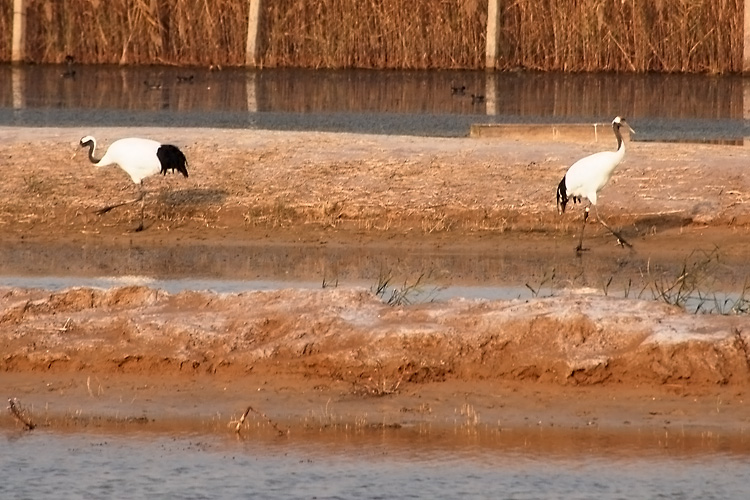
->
xmin=0 ymin=0 xmax=12 ymax=60
xmin=0 ymin=0 xmax=743 ymax=73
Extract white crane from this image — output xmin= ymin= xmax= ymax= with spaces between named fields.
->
xmin=556 ymin=116 xmax=634 ymax=252
xmin=77 ymin=136 xmax=189 ymax=232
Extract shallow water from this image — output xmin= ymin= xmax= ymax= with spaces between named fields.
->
xmin=0 ymin=274 xmax=534 ymax=303
xmin=1 ymin=65 xmax=749 ymax=141
xmin=1 ymin=237 xmax=748 ymax=308
xmin=4 ymin=273 xmax=748 ymax=314
xmin=1 ymin=430 xmax=748 ymax=499
xmin=0 ymin=275 xmax=553 ymax=304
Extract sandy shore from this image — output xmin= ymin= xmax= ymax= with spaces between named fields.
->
xmin=1 ymin=127 xmax=750 ymax=448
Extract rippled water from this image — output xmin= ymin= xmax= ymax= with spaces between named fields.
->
xmin=2 ymin=430 xmax=748 ymax=499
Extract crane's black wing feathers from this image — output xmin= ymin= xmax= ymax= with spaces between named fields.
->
xmin=556 ymin=176 xmax=568 ymax=214
xmin=156 ymin=144 xmax=189 ymax=178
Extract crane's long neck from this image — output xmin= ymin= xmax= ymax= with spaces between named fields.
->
xmin=607 ymin=121 xmax=626 ymax=175
xmin=613 ymin=122 xmax=625 ymax=155
xmin=82 ymin=138 xmax=102 ymax=164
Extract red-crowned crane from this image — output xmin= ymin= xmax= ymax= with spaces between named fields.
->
xmin=556 ymin=116 xmax=634 ymax=253
xmin=78 ymin=136 xmax=188 ymax=232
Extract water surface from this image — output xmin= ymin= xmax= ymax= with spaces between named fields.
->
xmin=1 ymin=65 xmax=749 ymax=141
xmin=1 ymin=430 xmax=748 ymax=499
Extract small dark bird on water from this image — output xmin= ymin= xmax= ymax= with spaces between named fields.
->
xmin=471 ymin=94 xmax=485 ymax=104
xmin=451 ymin=85 xmax=466 ymax=96
xmin=61 ymin=55 xmax=76 ymax=79
xmin=76 ymin=136 xmax=189 ymax=232
xmin=143 ymin=80 xmax=163 ymax=90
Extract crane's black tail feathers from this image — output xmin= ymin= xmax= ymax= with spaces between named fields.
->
xmin=157 ymin=144 xmax=189 ymax=178
xmin=556 ymin=176 xmax=568 ymax=214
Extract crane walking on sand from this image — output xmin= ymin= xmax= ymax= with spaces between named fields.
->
xmin=77 ymin=136 xmax=189 ymax=232
xmin=556 ymin=116 xmax=634 ymax=253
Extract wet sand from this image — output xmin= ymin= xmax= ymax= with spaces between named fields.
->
xmin=1 ymin=126 xmax=750 ymax=449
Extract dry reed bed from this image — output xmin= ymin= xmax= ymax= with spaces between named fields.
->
xmin=0 ymin=0 xmax=10 ymax=58
xmin=0 ymin=0 xmax=741 ymax=73
xmin=21 ymin=0 xmax=249 ymax=66
xmin=262 ymin=0 xmax=485 ymax=69
xmin=499 ymin=0 xmax=741 ymax=73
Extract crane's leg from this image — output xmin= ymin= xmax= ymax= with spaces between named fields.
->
xmin=135 ymin=188 xmax=146 ymax=232
xmin=95 ymin=183 xmax=147 ymax=232
xmin=575 ymin=206 xmax=590 ymax=253
xmin=594 ymin=205 xmax=632 ymax=248
xmin=95 ymin=191 xmax=144 ymax=215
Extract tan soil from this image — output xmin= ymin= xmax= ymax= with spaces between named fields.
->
xmin=1 ymin=126 xmax=750 ymax=451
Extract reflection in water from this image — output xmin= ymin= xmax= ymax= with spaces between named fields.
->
xmin=10 ymin=67 xmax=23 ymax=109
xmin=0 ymin=64 xmax=749 ymax=140
xmin=1 ymin=431 xmax=749 ymax=500
xmin=2 ymin=241 xmax=750 ymax=305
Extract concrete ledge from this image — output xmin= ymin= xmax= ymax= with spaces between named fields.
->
xmin=470 ymin=123 xmax=631 ymax=143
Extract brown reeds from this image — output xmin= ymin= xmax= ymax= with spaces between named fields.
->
xmin=498 ymin=0 xmax=742 ymax=73
xmin=23 ymin=0 xmax=249 ymax=65
xmin=0 ymin=1 xmax=11 ymax=61
xmin=262 ymin=0 xmax=485 ymax=69
xmin=0 ymin=0 xmax=743 ymax=73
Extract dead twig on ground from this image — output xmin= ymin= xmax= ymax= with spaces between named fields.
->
xmin=8 ymin=398 xmax=36 ymax=430
xmin=230 ymin=405 xmax=287 ymax=436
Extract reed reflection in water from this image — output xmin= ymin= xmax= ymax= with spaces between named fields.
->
xmin=1 ymin=65 xmax=749 ymax=140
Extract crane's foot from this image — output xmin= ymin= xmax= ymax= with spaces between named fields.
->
xmin=616 ymin=238 xmax=632 ymax=248
xmin=611 ymin=232 xmax=633 ymax=249
xmin=597 ymin=220 xmax=633 ymax=249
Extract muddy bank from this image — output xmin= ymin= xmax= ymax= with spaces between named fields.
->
xmin=2 ymin=127 xmax=750 ymax=441
xmin=2 ymin=284 xmax=750 ymax=441
xmin=3 ymin=285 xmax=750 ymax=386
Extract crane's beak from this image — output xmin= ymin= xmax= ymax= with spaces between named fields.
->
xmin=621 ymin=120 xmax=635 ymax=137
xmin=70 ymin=143 xmax=80 ymax=160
